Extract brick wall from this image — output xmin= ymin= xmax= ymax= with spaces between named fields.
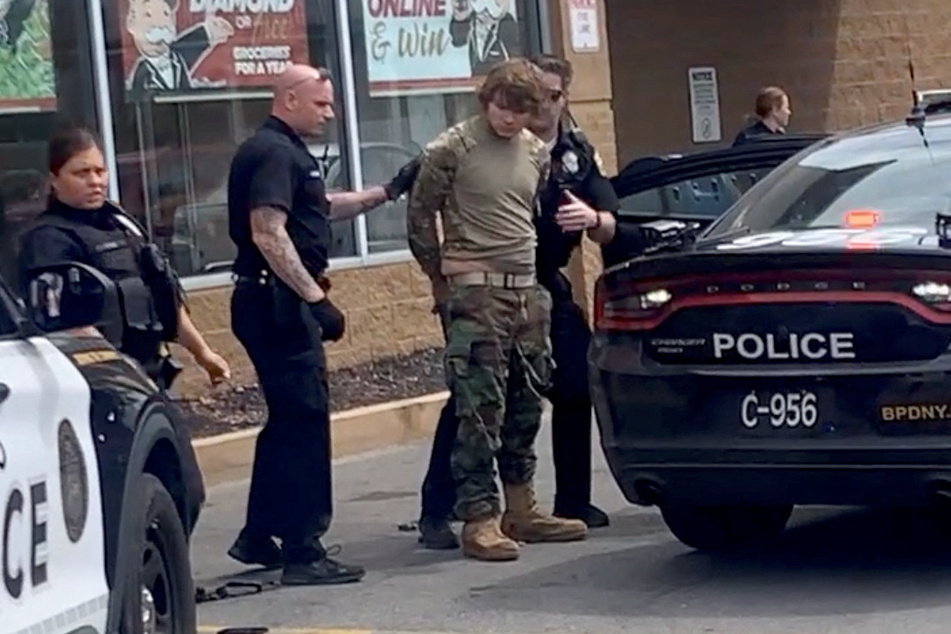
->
xmin=171 ymin=260 xmax=445 ymax=397
xmin=605 ymin=0 xmax=951 ymax=164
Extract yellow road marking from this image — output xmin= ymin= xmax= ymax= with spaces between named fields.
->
xmin=198 ymin=625 xmax=370 ymax=634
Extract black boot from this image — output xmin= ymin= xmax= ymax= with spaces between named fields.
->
xmin=418 ymin=516 xmax=459 ymax=550
xmin=281 ymin=546 xmax=366 ymax=586
xmin=227 ymin=531 xmax=283 ymax=569
xmin=554 ymin=504 xmax=610 ymax=529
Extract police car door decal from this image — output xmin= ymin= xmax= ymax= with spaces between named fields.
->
xmin=0 ymin=337 xmax=108 ymax=634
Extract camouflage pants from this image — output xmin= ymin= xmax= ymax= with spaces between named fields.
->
xmin=443 ymin=283 xmax=555 ymax=521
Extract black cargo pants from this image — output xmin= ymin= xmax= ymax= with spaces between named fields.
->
xmin=420 ymin=274 xmax=595 ymax=520
xmin=231 ymin=278 xmax=332 ymax=564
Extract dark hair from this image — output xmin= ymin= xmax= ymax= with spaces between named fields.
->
xmin=530 ymin=54 xmax=573 ymax=90
xmin=477 ymin=58 xmax=547 ymax=116
xmin=48 ymin=125 xmax=101 ymax=175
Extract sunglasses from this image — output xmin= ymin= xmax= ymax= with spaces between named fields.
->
xmin=548 ymin=89 xmax=564 ymax=102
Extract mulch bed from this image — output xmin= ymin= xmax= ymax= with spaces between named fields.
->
xmin=176 ymin=347 xmax=447 ymax=438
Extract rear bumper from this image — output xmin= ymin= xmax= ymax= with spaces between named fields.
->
xmin=590 ymin=337 xmax=951 ymax=508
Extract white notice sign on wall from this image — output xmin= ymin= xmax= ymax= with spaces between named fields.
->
xmin=688 ymin=66 xmax=722 ymax=143
xmin=569 ymin=0 xmax=600 ymax=52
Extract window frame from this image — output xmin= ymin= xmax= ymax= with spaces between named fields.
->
xmin=91 ymin=0 xmax=549 ymax=291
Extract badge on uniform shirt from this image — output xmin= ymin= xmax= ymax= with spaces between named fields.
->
xmin=562 ymin=150 xmax=579 ymax=174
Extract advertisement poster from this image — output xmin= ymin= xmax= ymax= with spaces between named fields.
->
xmin=118 ymin=0 xmax=312 ymax=102
xmin=362 ymin=0 xmax=523 ymax=97
xmin=0 ymin=0 xmax=57 ymax=113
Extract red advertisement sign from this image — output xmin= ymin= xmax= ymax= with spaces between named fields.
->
xmin=117 ymin=0 xmax=312 ymax=102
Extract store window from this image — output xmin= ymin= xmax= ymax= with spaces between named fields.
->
xmin=0 ymin=0 xmax=101 ymax=289
xmin=346 ymin=0 xmax=543 ymax=254
xmin=101 ymin=0 xmax=356 ymax=279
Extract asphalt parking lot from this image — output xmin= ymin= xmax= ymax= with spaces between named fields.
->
xmin=191 ymin=421 xmax=951 ymax=634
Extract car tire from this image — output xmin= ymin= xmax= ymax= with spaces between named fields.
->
xmin=122 ymin=472 xmax=196 ymax=634
xmin=660 ymin=503 xmax=793 ymax=553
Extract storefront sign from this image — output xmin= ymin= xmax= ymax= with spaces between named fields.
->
xmin=362 ymin=0 xmax=523 ymax=97
xmin=688 ymin=66 xmax=722 ymax=144
xmin=568 ymin=0 xmax=599 ymax=53
xmin=117 ymin=0 xmax=312 ymax=102
xmin=0 ymin=0 xmax=57 ymax=114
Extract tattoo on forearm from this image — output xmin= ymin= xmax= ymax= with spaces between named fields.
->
xmin=250 ymin=207 xmax=322 ymax=300
xmin=327 ymin=188 xmax=389 ymax=220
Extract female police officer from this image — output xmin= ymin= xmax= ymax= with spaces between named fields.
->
xmin=17 ymin=125 xmax=231 ymax=389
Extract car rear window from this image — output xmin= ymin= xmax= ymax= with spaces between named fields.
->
xmin=703 ymin=126 xmax=951 ymax=239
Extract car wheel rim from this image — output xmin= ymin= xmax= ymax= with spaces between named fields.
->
xmin=141 ymin=519 xmax=174 ymax=634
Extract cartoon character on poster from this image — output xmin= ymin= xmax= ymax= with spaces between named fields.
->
xmin=124 ymin=0 xmax=234 ymax=98
xmin=450 ymin=0 xmax=520 ymax=77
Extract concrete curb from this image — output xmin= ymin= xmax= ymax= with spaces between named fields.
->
xmin=192 ymin=391 xmax=450 ymax=487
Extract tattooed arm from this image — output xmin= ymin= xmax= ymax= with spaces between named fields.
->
xmin=250 ymin=206 xmax=325 ymax=302
xmin=326 ymin=155 xmax=421 ymax=221
xmin=326 ymin=187 xmax=390 ymax=221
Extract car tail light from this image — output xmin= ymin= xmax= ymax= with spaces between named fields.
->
xmin=912 ymin=282 xmax=951 ymax=311
xmin=595 ymin=280 xmax=672 ymax=330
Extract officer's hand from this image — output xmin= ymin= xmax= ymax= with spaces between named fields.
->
xmin=196 ymin=348 xmax=231 ymax=386
xmin=383 ymin=154 xmax=422 ymax=201
xmin=555 ymin=191 xmax=600 ymax=232
xmin=308 ymin=298 xmax=347 ymax=342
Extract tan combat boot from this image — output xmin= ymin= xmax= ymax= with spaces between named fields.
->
xmin=501 ymin=482 xmax=588 ymax=543
xmin=461 ymin=515 xmax=520 ymax=561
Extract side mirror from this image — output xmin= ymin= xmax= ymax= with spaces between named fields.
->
xmin=25 ymin=262 xmax=124 ymax=345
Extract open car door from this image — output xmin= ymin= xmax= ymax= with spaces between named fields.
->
xmin=610 ymin=134 xmax=828 ymax=225
xmin=604 ymin=133 xmax=828 ymax=266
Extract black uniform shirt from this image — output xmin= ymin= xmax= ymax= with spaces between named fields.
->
xmin=229 ymin=116 xmax=331 ymax=278
xmin=535 ymin=123 xmax=619 ymax=289
xmin=732 ymin=120 xmax=783 ymax=147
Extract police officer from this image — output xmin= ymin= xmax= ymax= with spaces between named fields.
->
xmin=732 ymin=86 xmax=791 ymax=146
xmin=226 ymin=64 xmax=419 ymax=585
xmin=18 ymin=125 xmax=231 ymax=390
xmin=416 ymin=54 xmax=620 ymax=549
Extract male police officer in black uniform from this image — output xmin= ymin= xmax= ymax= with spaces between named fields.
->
xmin=416 ymin=54 xmax=622 ymax=549
xmin=226 ymin=64 xmax=418 ymax=585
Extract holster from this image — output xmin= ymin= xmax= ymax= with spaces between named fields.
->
xmin=156 ymin=354 xmax=184 ymax=391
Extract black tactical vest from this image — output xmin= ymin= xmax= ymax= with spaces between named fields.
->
xmin=36 ymin=202 xmax=169 ymax=363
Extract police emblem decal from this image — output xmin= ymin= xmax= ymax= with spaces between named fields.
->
xmin=58 ymin=418 xmax=89 ymax=543
xmin=562 ymin=150 xmax=579 ymax=174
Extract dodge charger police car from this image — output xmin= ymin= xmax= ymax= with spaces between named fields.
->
xmin=592 ymin=106 xmax=951 ymax=552
xmin=1 ymin=262 xmax=204 ymax=634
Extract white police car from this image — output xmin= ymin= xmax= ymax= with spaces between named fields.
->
xmin=1 ymin=262 xmax=204 ymax=634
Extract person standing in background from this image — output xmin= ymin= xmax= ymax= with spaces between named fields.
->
xmin=732 ymin=86 xmax=791 ymax=146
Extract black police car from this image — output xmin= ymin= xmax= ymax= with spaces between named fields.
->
xmin=1 ymin=262 xmax=203 ymax=633
xmin=592 ymin=108 xmax=951 ymax=552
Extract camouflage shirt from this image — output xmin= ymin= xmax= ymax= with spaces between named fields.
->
xmin=407 ymin=115 xmax=550 ymax=280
